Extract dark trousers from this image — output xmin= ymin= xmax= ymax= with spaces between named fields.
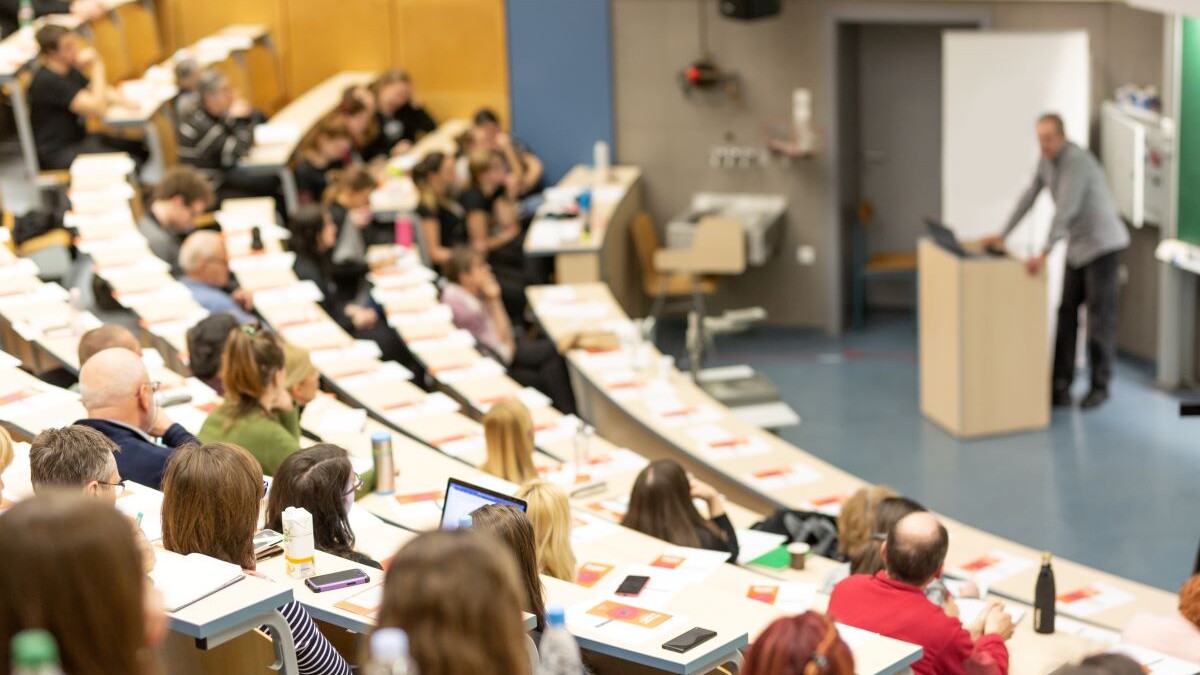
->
xmin=1053 ymin=250 xmax=1120 ymax=395
xmin=41 ymin=133 xmax=150 ymax=171
xmin=509 ymin=335 xmax=577 ymax=415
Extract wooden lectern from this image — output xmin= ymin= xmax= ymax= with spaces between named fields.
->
xmin=918 ymin=238 xmax=1050 ymax=438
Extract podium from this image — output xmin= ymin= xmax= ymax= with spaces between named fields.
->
xmin=918 ymin=238 xmax=1050 ymax=438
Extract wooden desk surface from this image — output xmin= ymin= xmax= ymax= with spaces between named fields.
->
xmin=524 ymin=165 xmax=642 ymax=257
xmin=167 ymin=574 xmax=292 ymax=640
xmin=258 ymin=550 xmax=391 ymax=635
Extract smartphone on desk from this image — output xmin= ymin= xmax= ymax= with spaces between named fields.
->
xmin=304 ymin=568 xmax=370 ymax=593
xmin=615 ymin=575 xmax=650 ymax=597
xmin=662 ymin=627 xmax=717 ymax=653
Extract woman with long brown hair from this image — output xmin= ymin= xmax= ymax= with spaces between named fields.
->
xmin=480 ymin=398 xmax=538 ymax=484
xmin=197 ymin=324 xmax=299 ymax=475
xmin=741 ymin=612 xmax=855 ymax=675
xmin=378 ymin=530 xmax=529 ymax=675
xmin=364 ymin=69 xmax=437 ymax=160
xmin=294 ymin=115 xmax=352 ymax=205
xmin=469 ymin=503 xmax=546 ymax=633
xmin=413 ymin=151 xmax=466 ymax=267
xmin=161 ymin=442 xmax=350 ymax=675
xmin=0 ymin=492 xmax=165 ymax=675
xmin=624 ymin=459 xmax=739 ymax=561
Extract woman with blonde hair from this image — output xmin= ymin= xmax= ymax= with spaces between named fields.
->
xmin=481 ymin=398 xmax=538 ymax=484
xmin=819 ymin=484 xmax=899 ymax=593
xmin=0 ymin=425 xmax=14 ymax=500
xmin=515 ymin=479 xmax=577 ymax=581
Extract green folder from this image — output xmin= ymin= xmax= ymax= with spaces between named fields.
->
xmin=750 ymin=545 xmax=791 ymax=569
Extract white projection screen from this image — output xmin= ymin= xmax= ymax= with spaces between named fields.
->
xmin=942 ymin=30 xmax=1090 ymax=345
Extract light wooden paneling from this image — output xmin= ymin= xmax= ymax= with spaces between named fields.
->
xmin=283 ymin=0 xmax=393 ymax=97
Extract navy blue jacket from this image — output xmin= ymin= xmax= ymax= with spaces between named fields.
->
xmin=75 ymin=419 xmax=198 ymax=491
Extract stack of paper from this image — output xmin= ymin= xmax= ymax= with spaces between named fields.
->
xmin=150 ymin=550 xmax=245 ymax=611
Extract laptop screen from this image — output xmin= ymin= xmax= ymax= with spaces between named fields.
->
xmin=439 ymin=478 xmax=527 ymax=530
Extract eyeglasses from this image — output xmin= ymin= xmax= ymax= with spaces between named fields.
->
xmin=97 ymin=479 xmax=127 ymax=497
xmin=344 ymin=474 xmax=363 ymax=496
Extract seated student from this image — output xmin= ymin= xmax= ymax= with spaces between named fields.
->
xmin=481 ymin=398 xmax=538 ymax=484
xmin=198 ymin=325 xmax=299 ymax=475
xmin=413 ymin=151 xmax=466 ymax=267
xmin=514 ymin=479 xmax=577 ymax=582
xmin=363 ymin=69 xmax=436 ymax=161
xmin=0 ymin=0 xmax=104 ymax=37
xmin=828 ymin=512 xmax=1013 ymax=675
xmin=0 ymin=493 xmax=165 ymax=675
xmin=1053 ymin=654 xmax=1143 ymax=675
xmin=178 ymin=230 xmax=256 ymax=324
xmin=282 ymin=343 xmax=320 ymax=409
xmin=836 ymin=484 xmax=899 ymax=563
xmin=326 ymin=166 xmax=380 ymax=278
xmin=336 ymin=85 xmax=378 ymax=162
xmin=470 ymin=504 xmax=547 ymax=635
xmin=264 ymin=444 xmax=380 ymax=569
xmin=185 ymin=313 xmax=239 ymax=394
xmin=172 ymin=57 xmax=201 ymax=116
xmin=29 ymin=25 xmax=148 ymax=170
xmin=471 ymin=108 xmax=544 ymax=198
xmin=78 ymin=323 xmax=141 ymax=366
xmin=294 ymin=116 xmax=351 ymax=205
xmin=287 ymin=205 xmax=416 ymax=371
xmin=625 ymin=459 xmax=740 ymax=562
xmin=463 ymin=148 xmax=528 ymax=321
xmin=161 ymin=442 xmax=351 ymax=675
xmin=378 ymin=530 xmax=530 ymax=675
xmin=1122 ymin=574 xmax=1200 ymax=662
xmin=76 ymin=347 xmax=197 ymax=491
xmin=442 ymin=246 xmax=576 ymax=414
xmin=742 ymin=612 xmax=855 ymax=675
xmin=139 ymin=166 xmax=214 ymax=272
xmin=177 ymin=69 xmax=277 ymax=202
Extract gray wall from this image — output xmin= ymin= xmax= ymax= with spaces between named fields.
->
xmin=611 ymin=0 xmax=1164 ymax=330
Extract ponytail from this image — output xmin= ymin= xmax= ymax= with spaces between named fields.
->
xmin=219 ymin=323 xmax=284 ymax=424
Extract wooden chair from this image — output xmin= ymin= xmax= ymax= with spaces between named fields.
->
xmin=851 ymin=200 xmax=917 ymax=329
xmin=245 ymin=40 xmax=286 ymax=116
xmin=87 ymin=12 xmax=133 ymax=85
xmin=114 ymin=0 xmax=163 ymax=76
xmin=630 ymin=212 xmax=717 ymax=318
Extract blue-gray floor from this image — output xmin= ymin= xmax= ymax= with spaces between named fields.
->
xmin=659 ymin=313 xmax=1198 ymax=593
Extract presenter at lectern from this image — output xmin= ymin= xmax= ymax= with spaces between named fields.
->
xmin=981 ymin=113 xmax=1129 ymax=411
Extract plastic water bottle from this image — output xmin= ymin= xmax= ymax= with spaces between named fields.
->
xmin=367 ymin=628 xmax=418 ymax=675
xmin=371 ymin=432 xmax=395 ymax=495
xmin=572 ymin=422 xmax=593 ymax=483
xmin=539 ymin=605 xmax=583 ymax=675
xmin=395 ymin=217 xmax=414 ymax=249
xmin=17 ymin=0 xmax=33 ymax=32
xmin=68 ymin=287 xmax=86 ymax=336
xmin=11 ymin=629 xmax=64 ymax=675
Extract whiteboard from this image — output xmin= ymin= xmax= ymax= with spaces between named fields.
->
xmin=943 ymin=31 xmax=1090 ymax=345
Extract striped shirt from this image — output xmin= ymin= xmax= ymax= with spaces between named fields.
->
xmin=177 ymin=105 xmax=255 ymax=171
xmin=263 ymin=601 xmax=351 ymax=675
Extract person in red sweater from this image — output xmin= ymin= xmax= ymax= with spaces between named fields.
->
xmin=827 ymin=512 xmax=1015 ymax=675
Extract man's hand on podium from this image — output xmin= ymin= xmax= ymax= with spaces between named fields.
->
xmin=980 ymin=234 xmax=1004 ymax=249
xmin=1024 ymin=254 xmax=1046 ymax=276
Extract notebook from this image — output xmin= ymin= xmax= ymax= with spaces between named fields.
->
xmin=150 ymin=550 xmax=246 ymax=612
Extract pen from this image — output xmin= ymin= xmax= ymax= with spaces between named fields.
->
xmin=136 ymin=512 xmax=144 ymax=527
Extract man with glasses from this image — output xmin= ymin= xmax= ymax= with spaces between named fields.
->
xmin=139 ymin=166 xmax=215 ymax=275
xmin=76 ymin=347 xmax=197 ymax=491
xmin=178 ymin=229 xmax=256 ymax=324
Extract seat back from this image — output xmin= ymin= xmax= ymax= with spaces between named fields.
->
xmin=630 ymin=211 xmax=662 ymax=296
xmin=151 ymin=109 xmax=178 ymax=170
xmin=116 ymin=1 xmax=162 ymax=76
xmin=245 ymin=42 xmax=285 ymax=116
xmin=88 ymin=13 xmax=132 ymax=85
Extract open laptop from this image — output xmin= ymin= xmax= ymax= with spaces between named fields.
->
xmin=925 ymin=218 xmax=1005 ymax=258
xmin=439 ymin=478 xmax=528 ymax=530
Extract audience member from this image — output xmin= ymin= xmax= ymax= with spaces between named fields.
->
xmin=185 ymin=313 xmax=239 ymax=393
xmin=78 ymin=324 xmax=141 ymax=366
xmin=264 ymin=444 xmax=379 ymax=569
xmin=139 ymin=166 xmax=214 ymax=272
xmin=178 ymin=69 xmax=276 ymax=201
xmin=471 ymin=108 xmax=543 ymax=197
xmin=76 ymin=347 xmax=197 ymax=490
xmin=470 ymin=503 xmax=547 ymax=633
xmin=178 ymin=230 xmax=256 ymax=324
xmin=161 ymin=442 xmax=350 ymax=675
xmin=378 ymin=531 xmax=530 ymax=675
xmin=413 ymin=151 xmax=466 ymax=266
xmin=1121 ymin=574 xmax=1200 ymax=662
xmin=827 ymin=512 xmax=1013 ymax=675
xmin=0 ymin=493 xmax=164 ymax=675
xmin=480 ymin=398 xmax=538 ymax=484
xmin=29 ymin=425 xmax=122 ymax=503
xmin=741 ymin=612 xmax=855 ymax=675
xmin=364 ymin=69 xmax=436 ymax=160
xmin=172 ymin=57 xmax=201 ymax=115
xmin=836 ymin=484 xmax=899 ymax=562
xmin=337 ymin=85 xmax=378 ymax=160
xmin=29 ymin=24 xmax=147 ymax=170
xmin=0 ymin=0 xmax=104 ymax=38
xmin=197 ymin=324 xmax=299 ymax=474
xmin=282 ymin=343 xmax=320 ymax=408
xmin=442 ymin=246 xmax=576 ymax=414
xmin=514 ymin=479 xmax=577 ymax=582
xmin=625 ymin=459 xmax=739 ymax=562
xmin=294 ymin=116 xmax=351 ymax=205
xmin=326 ymin=166 xmax=380 ymax=284
xmin=1052 ymin=654 xmax=1144 ymax=675
xmin=463 ymin=148 xmax=527 ymax=320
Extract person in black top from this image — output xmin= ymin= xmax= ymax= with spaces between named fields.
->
xmin=335 ymin=85 xmax=378 ymax=163
xmin=0 ymin=0 xmax=101 ymax=38
xmin=287 ymin=204 xmax=417 ymax=374
xmin=624 ymin=459 xmax=740 ymax=562
xmin=28 ymin=25 xmax=148 ymax=170
xmin=462 ymin=148 xmax=529 ymax=322
xmin=363 ymin=70 xmax=436 ymax=161
xmin=471 ymin=108 xmax=543 ymax=197
xmin=412 ymin=151 xmax=465 ymax=269
xmin=293 ymin=116 xmax=351 ymax=206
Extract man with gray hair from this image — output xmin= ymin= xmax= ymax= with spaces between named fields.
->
xmin=178 ymin=230 xmax=256 ymax=324
xmin=75 ymin=347 xmax=197 ymax=490
xmin=29 ymin=424 xmax=124 ymax=505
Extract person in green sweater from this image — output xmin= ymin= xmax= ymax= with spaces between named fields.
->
xmin=198 ymin=323 xmax=299 ymax=475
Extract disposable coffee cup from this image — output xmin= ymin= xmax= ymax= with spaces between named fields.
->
xmin=788 ymin=542 xmax=811 ymax=570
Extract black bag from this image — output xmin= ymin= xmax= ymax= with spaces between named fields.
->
xmin=751 ymin=508 xmax=841 ymax=560
xmin=11 ymin=210 xmax=61 ymax=246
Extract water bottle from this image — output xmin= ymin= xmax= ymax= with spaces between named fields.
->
xmin=1034 ymin=551 xmax=1056 ymax=634
xmin=366 ymin=628 xmax=418 ymax=675
xmin=17 ymin=0 xmax=33 ymax=32
xmin=68 ymin=287 xmax=86 ymax=336
xmin=539 ymin=605 xmax=583 ymax=675
xmin=395 ymin=217 xmax=414 ymax=249
xmin=576 ymin=191 xmax=592 ymax=241
xmin=250 ymin=225 xmax=265 ymax=252
xmin=11 ymin=629 xmax=64 ymax=675
xmin=572 ymin=422 xmax=593 ymax=483
xmin=372 ymin=431 xmax=395 ymax=495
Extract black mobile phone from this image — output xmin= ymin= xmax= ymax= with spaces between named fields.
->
xmin=662 ymin=627 xmax=717 ymax=653
xmin=304 ymin=568 xmax=370 ymax=593
xmin=615 ymin=575 xmax=650 ymax=597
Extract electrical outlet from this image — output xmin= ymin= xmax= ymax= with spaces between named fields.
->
xmin=797 ymin=245 xmax=816 ymax=265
